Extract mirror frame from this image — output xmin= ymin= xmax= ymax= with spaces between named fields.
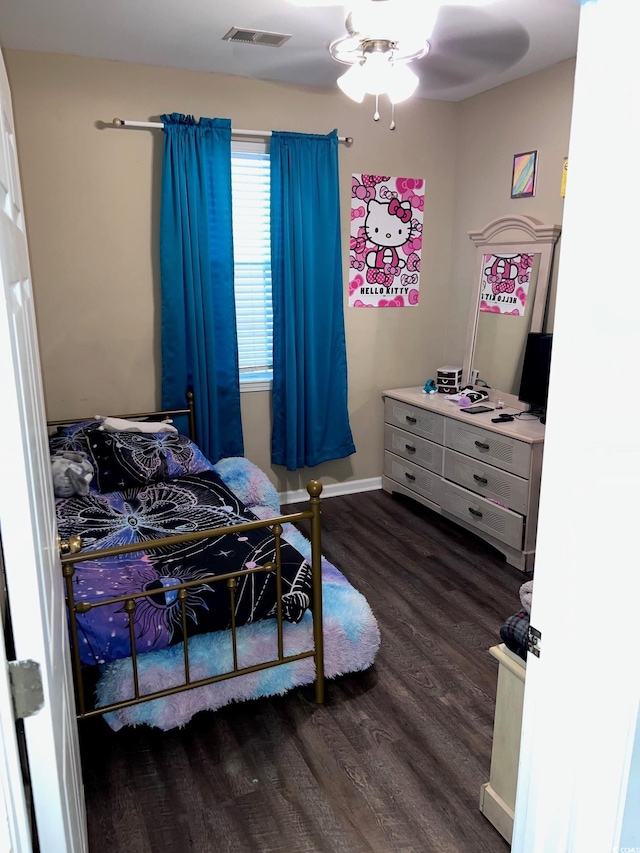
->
xmin=462 ymin=214 xmax=562 ymax=400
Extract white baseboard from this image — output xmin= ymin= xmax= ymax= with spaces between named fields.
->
xmin=278 ymin=476 xmax=382 ymax=506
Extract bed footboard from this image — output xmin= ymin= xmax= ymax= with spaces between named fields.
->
xmin=59 ymin=481 xmax=324 ymax=720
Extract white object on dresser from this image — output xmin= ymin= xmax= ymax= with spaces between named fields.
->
xmin=382 ymin=387 xmax=545 ymax=571
xmin=479 ymin=644 xmax=526 ymax=844
xmin=436 ymin=365 xmax=463 ymax=394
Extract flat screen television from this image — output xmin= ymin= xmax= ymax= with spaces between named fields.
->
xmin=518 ymin=332 xmax=553 ymax=418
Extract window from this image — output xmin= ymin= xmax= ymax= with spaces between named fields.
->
xmin=231 ymin=141 xmax=273 ymax=391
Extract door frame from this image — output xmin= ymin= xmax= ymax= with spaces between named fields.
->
xmin=512 ymin=1 xmax=640 ymax=850
xmin=0 ymin=45 xmax=88 ymax=852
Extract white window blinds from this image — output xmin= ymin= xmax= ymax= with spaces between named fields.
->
xmin=231 ymin=141 xmax=273 ymax=388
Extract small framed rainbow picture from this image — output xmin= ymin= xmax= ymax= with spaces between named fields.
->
xmin=510 ymin=150 xmax=538 ymax=199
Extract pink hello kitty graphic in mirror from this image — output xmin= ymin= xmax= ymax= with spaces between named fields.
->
xmin=478 ymin=252 xmax=534 ymax=315
xmin=349 ymin=174 xmax=424 ymax=308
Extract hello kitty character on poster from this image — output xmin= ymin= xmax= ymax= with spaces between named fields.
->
xmin=349 ymin=174 xmax=424 ymax=308
xmin=478 ymin=252 xmax=534 ymax=316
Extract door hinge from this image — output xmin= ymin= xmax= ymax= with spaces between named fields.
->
xmin=8 ymin=660 xmax=44 ymax=720
xmin=527 ymin=625 xmax=542 ymax=658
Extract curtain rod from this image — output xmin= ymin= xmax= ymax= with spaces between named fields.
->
xmin=111 ymin=118 xmax=353 ymax=145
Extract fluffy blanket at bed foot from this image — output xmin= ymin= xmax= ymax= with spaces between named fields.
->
xmin=95 ymin=458 xmax=380 ymax=730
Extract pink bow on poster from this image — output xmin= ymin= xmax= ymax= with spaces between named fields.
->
xmin=379 ymin=295 xmax=405 ymax=307
xmin=388 ymin=198 xmax=412 ymax=223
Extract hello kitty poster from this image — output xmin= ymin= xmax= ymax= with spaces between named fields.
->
xmin=478 ymin=252 xmax=534 ymax=316
xmin=349 ymin=174 xmax=424 ymax=308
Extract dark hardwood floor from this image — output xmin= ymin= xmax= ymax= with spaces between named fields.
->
xmin=80 ymin=489 xmax=524 ymax=853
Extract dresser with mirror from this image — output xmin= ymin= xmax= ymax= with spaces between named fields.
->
xmin=462 ymin=214 xmax=561 ymax=400
xmin=382 ymin=215 xmax=561 ymax=572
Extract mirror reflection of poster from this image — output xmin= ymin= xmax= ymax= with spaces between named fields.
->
xmin=349 ymin=174 xmax=424 ymax=308
xmin=479 ymin=252 xmax=533 ymax=316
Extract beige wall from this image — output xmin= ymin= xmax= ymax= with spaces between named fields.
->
xmin=4 ymin=49 xmax=457 ymax=493
xmin=4 ymin=50 xmax=575 ymax=493
xmin=445 ymin=59 xmax=576 ymax=374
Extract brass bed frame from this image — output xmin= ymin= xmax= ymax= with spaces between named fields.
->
xmin=51 ymin=394 xmax=325 ymax=722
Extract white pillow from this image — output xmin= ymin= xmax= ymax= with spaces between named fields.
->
xmin=96 ymin=416 xmax=178 ymax=434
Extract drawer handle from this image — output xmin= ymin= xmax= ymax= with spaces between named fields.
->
xmin=468 ymin=507 xmax=483 ymax=519
xmin=405 ymin=444 xmax=417 ymax=453
xmin=474 ymin=440 xmax=490 ymax=451
xmin=405 ymin=415 xmax=417 ymax=424
xmin=405 ymin=472 xmax=416 ymax=481
xmin=473 ymin=474 xmax=488 ymax=485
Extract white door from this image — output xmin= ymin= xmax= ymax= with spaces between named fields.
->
xmin=0 ymin=47 xmax=88 ymax=852
xmin=0 ymin=568 xmax=33 ymax=853
xmin=512 ymin=1 xmax=640 ymax=851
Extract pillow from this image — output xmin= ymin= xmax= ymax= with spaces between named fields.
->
xmin=162 ymin=434 xmax=214 ymax=478
xmin=48 ymin=421 xmax=101 ymax=456
xmin=86 ymin=430 xmax=214 ymax=492
xmin=97 ymin=416 xmax=178 ymax=434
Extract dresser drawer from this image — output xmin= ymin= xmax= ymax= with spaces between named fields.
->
xmin=384 ymin=425 xmax=444 ymax=475
xmin=440 ymin=481 xmax=524 ymax=550
xmin=445 ymin=420 xmax=531 ymax=478
xmin=384 ymin=398 xmax=445 ymax=445
xmin=384 ymin=452 xmax=442 ymax=506
xmin=444 ymin=449 xmax=529 ymax=515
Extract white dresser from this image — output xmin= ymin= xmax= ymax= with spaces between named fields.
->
xmin=382 ymin=387 xmax=545 ymax=571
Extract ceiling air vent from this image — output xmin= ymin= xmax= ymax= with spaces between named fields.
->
xmin=222 ymin=27 xmax=291 ymax=48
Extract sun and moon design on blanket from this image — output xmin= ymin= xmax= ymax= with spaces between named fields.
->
xmin=56 ymin=470 xmax=312 ymax=666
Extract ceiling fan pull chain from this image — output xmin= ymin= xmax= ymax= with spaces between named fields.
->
xmin=374 ymin=94 xmax=380 ymax=122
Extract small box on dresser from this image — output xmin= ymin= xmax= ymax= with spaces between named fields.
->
xmin=436 ymin=365 xmax=463 ymax=394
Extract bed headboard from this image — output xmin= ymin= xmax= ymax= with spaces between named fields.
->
xmin=47 ymin=390 xmax=196 ymax=440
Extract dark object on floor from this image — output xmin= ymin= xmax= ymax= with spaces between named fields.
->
xmin=499 ymin=609 xmax=530 ymax=660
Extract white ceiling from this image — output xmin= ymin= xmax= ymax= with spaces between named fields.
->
xmin=0 ymin=0 xmax=580 ymax=102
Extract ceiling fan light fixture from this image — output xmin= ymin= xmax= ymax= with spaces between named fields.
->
xmin=330 ymin=0 xmax=433 ymax=127
xmin=337 ymin=63 xmax=367 ymax=102
xmin=361 ymin=48 xmax=394 ymax=95
xmin=386 ymin=62 xmax=419 ymax=104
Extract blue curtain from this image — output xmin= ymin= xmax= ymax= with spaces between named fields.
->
xmin=270 ymin=130 xmax=355 ymax=471
xmin=160 ymin=114 xmax=243 ymax=461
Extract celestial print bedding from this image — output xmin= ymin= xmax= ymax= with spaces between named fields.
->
xmin=56 ymin=470 xmax=313 ymax=666
xmin=96 ymin=456 xmax=382 ymax=731
xmin=49 ymin=422 xmax=215 ymax=492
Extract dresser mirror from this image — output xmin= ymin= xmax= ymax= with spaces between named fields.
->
xmin=462 ymin=215 xmax=562 ymax=399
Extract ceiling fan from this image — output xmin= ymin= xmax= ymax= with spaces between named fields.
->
xmin=292 ymin=0 xmax=531 ymax=128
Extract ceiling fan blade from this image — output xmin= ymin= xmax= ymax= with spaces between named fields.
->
xmin=417 ymin=5 xmax=530 ymax=92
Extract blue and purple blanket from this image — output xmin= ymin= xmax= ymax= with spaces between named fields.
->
xmin=56 ymin=468 xmax=313 ymax=665
xmin=94 ymin=457 xmax=381 ymax=730
xmin=58 ymin=457 xmax=380 ymax=731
